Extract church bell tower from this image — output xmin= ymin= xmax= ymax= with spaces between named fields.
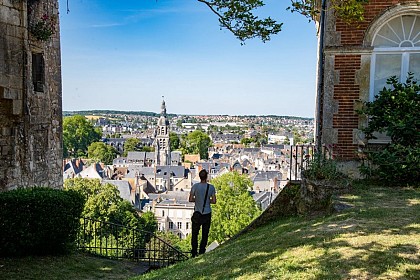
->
xmin=154 ymin=98 xmax=170 ymax=166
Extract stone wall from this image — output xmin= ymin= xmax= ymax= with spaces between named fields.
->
xmin=0 ymin=0 xmax=62 ymax=190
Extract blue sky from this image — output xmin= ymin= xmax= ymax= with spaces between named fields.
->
xmin=59 ymin=0 xmax=319 ymax=117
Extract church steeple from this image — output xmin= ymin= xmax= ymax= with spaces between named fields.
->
xmin=155 ymin=97 xmax=170 ymax=166
xmin=160 ymin=96 xmax=167 ymax=117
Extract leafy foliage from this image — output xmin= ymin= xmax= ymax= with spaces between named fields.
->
xmin=181 ymin=130 xmax=212 ymax=159
xmin=0 ymin=187 xmax=85 ymax=257
xmin=63 ymin=115 xmax=101 ymax=158
xmin=87 ymin=142 xmax=118 ymax=164
xmin=64 ymin=178 xmax=158 ymax=258
xmin=170 ymin=132 xmax=180 ymax=151
xmin=209 ymin=172 xmax=261 ymax=242
xmin=30 ymin=14 xmax=57 ymax=41
xmin=289 ymin=0 xmax=368 ymax=23
xmin=358 ymin=75 xmax=420 ymax=186
xmin=64 ymin=178 xmax=156 ymax=229
xmin=122 ymin=138 xmax=141 ymax=157
xmin=200 ymin=0 xmax=369 ymax=44
xmin=303 ymin=153 xmax=344 ymax=181
xmin=198 ymin=0 xmax=283 ymax=43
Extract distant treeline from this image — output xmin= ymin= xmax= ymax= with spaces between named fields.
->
xmin=242 ymin=115 xmax=313 ymax=120
xmin=63 ymin=110 xmax=313 ymax=120
xmin=63 ymin=110 xmax=177 ymax=118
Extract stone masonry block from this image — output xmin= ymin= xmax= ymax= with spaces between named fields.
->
xmin=2 ymin=127 xmax=12 ymax=136
xmin=2 ymin=145 xmax=11 ymax=155
xmin=355 ymin=54 xmax=371 ymax=102
xmin=12 ymin=99 xmax=22 ymax=115
xmin=1 ymin=87 xmax=17 ymax=99
xmin=322 ymin=128 xmax=338 ymax=145
xmin=0 ymin=6 xmax=21 ymax=26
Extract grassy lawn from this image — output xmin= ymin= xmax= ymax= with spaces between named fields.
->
xmin=0 ymin=253 xmax=144 ymax=280
xmin=136 ymin=184 xmax=420 ymax=280
xmin=1 ymin=184 xmax=418 ymax=279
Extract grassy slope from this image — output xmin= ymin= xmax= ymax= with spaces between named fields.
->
xmin=136 ymin=185 xmax=420 ymax=280
xmin=1 ymin=185 xmax=418 ymax=280
xmin=0 ymin=253 xmax=142 ymax=280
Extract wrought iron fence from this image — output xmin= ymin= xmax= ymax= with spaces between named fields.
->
xmin=287 ymin=144 xmax=332 ymax=181
xmin=77 ymin=217 xmax=188 ymax=268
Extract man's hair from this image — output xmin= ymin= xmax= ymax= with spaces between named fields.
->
xmin=199 ymin=169 xmax=208 ymax=181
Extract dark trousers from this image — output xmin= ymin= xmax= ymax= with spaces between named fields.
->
xmin=191 ymin=212 xmax=211 ymax=257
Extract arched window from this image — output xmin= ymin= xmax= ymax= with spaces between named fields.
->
xmin=370 ymin=14 xmax=420 ymax=100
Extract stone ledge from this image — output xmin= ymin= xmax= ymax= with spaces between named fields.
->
xmin=1 ymin=87 xmax=18 ymax=100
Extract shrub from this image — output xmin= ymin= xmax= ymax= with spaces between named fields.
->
xmin=358 ymin=75 xmax=420 ymax=186
xmin=0 ymin=187 xmax=85 ymax=257
xmin=303 ymin=153 xmax=344 ymax=181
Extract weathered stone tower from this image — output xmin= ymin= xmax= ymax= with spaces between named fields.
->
xmin=315 ymin=0 xmax=420 ymax=175
xmin=154 ymin=99 xmax=170 ymax=166
xmin=0 ymin=0 xmax=62 ymax=190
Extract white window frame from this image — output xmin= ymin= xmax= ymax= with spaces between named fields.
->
xmin=370 ymin=47 xmax=420 ymax=100
xmin=370 ymin=14 xmax=420 ymax=100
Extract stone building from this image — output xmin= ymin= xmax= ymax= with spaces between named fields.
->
xmin=315 ymin=0 xmax=420 ymax=175
xmin=154 ymin=99 xmax=171 ymax=166
xmin=0 ymin=0 xmax=62 ymax=190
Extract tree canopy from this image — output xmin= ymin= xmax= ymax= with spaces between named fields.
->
xmin=64 ymin=178 xmax=157 ymax=232
xmin=209 ymin=172 xmax=261 ymax=242
xmin=63 ymin=115 xmax=102 ymax=158
xmin=87 ymin=142 xmax=118 ymax=165
xmin=123 ymin=138 xmax=141 ymax=157
xmin=199 ymin=0 xmax=369 ymax=43
xmin=170 ymin=132 xmax=180 ymax=151
xmin=181 ymin=130 xmax=212 ymax=159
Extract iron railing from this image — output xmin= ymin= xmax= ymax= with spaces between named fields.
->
xmin=288 ymin=145 xmax=315 ymax=181
xmin=77 ymin=217 xmax=189 ymax=268
xmin=287 ymin=144 xmax=332 ymax=181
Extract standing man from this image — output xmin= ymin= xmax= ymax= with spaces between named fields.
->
xmin=189 ymin=169 xmax=216 ymax=257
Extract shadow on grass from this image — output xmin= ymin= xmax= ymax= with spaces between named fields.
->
xmin=144 ymin=186 xmax=420 ymax=280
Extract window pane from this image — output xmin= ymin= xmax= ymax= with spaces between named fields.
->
xmin=373 ymin=15 xmax=420 ymax=47
xmin=409 ymin=53 xmax=420 ymax=80
xmin=374 ymin=54 xmax=402 ymax=96
xmin=402 ymin=16 xmax=414 ymax=40
xmin=32 ymin=53 xmax=44 ymax=92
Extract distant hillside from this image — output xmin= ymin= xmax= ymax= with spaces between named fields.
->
xmin=63 ymin=110 xmax=313 ymax=120
xmin=63 ymin=110 xmax=175 ymax=117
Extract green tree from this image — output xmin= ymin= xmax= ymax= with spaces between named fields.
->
xmin=240 ymin=137 xmax=253 ymax=147
xmin=141 ymin=146 xmax=155 ymax=152
xmin=63 ymin=115 xmax=101 ymax=158
xmin=181 ymin=130 xmax=212 ymax=159
xmin=170 ymin=132 xmax=180 ymax=151
xmin=292 ymin=131 xmax=303 ymax=145
xmin=199 ymin=0 xmax=368 ymax=43
xmin=87 ymin=142 xmax=118 ymax=165
xmin=64 ymin=178 xmax=157 ymax=230
xmin=64 ymin=178 xmax=158 ymax=256
xmin=176 ymin=119 xmax=184 ymax=128
xmin=358 ymin=75 xmax=420 ymax=186
xmin=123 ymin=138 xmax=141 ymax=156
xmin=209 ymin=172 xmax=261 ymax=243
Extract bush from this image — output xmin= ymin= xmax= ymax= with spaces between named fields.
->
xmin=0 ymin=187 xmax=85 ymax=257
xmin=358 ymin=75 xmax=420 ymax=186
xmin=303 ymin=154 xmax=344 ymax=181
